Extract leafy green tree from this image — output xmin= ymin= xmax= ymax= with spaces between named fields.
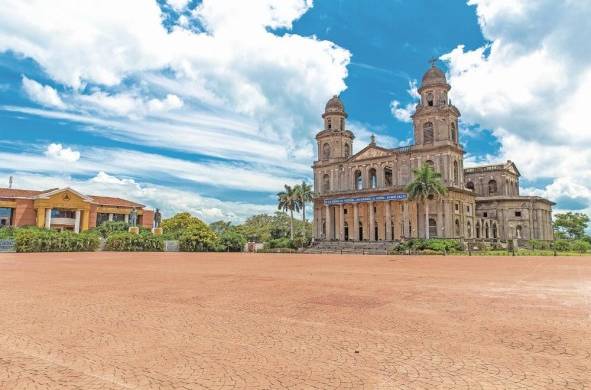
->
xmin=553 ymin=212 xmax=590 ymax=239
xmin=295 ymin=181 xmax=313 ymax=236
xmin=209 ymin=220 xmax=232 ymax=235
xmin=161 ymin=212 xmax=211 ymax=240
xmin=94 ymin=221 xmax=129 ymax=238
xmin=179 ymin=225 xmax=219 ymax=252
xmin=277 ymin=184 xmax=300 ymax=240
xmin=219 ymin=230 xmax=247 ymax=252
xmin=405 ymin=163 xmax=447 ymax=239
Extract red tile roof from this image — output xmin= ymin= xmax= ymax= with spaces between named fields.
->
xmin=89 ymin=196 xmax=145 ymax=208
xmin=0 ymin=187 xmax=144 ymax=208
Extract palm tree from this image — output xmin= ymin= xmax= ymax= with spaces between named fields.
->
xmin=295 ymin=181 xmax=313 ymax=235
xmin=277 ymin=184 xmax=300 ymax=240
xmin=405 ymin=163 xmax=447 ymax=239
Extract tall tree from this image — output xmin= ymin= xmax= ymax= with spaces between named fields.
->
xmin=405 ymin=164 xmax=447 ymax=239
xmin=295 ymin=181 xmax=313 ymax=235
xmin=553 ymin=212 xmax=590 ymax=239
xmin=277 ymin=184 xmax=300 ymax=240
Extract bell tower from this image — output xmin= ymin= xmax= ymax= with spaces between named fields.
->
xmin=315 ymin=95 xmax=354 ymax=162
xmin=412 ymin=61 xmax=461 ymax=147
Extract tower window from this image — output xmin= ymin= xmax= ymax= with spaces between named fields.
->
xmin=322 ymin=143 xmax=331 ymax=160
xmin=427 ymin=92 xmax=434 ymax=107
xmin=451 ymin=122 xmax=457 ymax=143
xmin=384 ymin=167 xmax=393 ymax=186
xmin=515 ymin=211 xmax=522 ymax=217
xmin=423 ymin=122 xmax=434 ymax=144
xmin=327 ymin=118 xmax=332 ymax=129
xmin=453 ymin=160 xmax=459 ymax=183
xmin=323 ymin=174 xmax=330 ymax=193
xmin=466 ymin=181 xmax=474 ymax=190
xmin=344 ymin=143 xmax=350 ymax=158
xmin=488 ymin=179 xmax=497 ymax=195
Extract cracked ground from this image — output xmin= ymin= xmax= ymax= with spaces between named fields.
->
xmin=0 ymin=252 xmax=590 ymax=389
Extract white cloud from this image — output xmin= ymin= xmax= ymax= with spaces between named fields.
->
xmin=21 ymin=76 xmax=65 ymax=109
xmin=76 ymin=91 xmax=183 ymax=118
xmin=44 ymin=143 xmax=80 ymax=162
xmin=389 ymin=80 xmax=419 ymax=123
xmin=167 ymin=0 xmax=190 ymax=12
xmin=441 ymin=0 xmax=591 ymax=215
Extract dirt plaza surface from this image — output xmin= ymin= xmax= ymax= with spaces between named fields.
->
xmin=0 ymin=253 xmax=590 ymax=389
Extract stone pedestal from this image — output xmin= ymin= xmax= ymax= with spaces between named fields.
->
xmin=152 ymin=227 xmax=163 ymax=236
xmin=128 ymin=226 xmax=140 ymax=235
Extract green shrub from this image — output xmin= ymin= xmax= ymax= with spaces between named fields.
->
xmin=570 ymin=240 xmax=591 ymax=253
xmin=391 ymin=238 xmax=461 ymax=254
xmin=529 ymin=240 xmax=550 ymax=250
xmin=179 ymin=225 xmax=218 ymax=252
xmin=15 ymin=229 xmax=100 ymax=252
xmin=553 ymin=240 xmax=572 ymax=252
xmin=219 ymin=230 xmax=246 ymax=252
xmin=105 ymin=232 xmax=163 ymax=251
xmin=94 ymin=221 xmax=129 ymax=238
xmin=0 ymin=226 xmax=16 ymax=239
xmin=268 ymin=237 xmax=294 ymax=249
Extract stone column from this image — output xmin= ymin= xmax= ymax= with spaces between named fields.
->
xmin=45 ymin=208 xmax=52 ymax=229
xmin=403 ymin=202 xmax=409 ymax=238
xmin=339 ymin=204 xmax=345 ymax=241
xmin=437 ymin=201 xmax=444 ymax=237
xmin=325 ymin=205 xmax=332 ymax=240
xmin=369 ymin=201 xmax=375 ymax=241
xmin=385 ymin=201 xmax=392 ymax=240
xmin=353 ymin=203 xmax=360 ymax=241
xmin=74 ymin=210 xmax=81 ymax=233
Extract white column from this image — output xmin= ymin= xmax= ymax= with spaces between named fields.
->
xmin=45 ymin=208 xmax=52 ymax=229
xmin=108 ymin=213 xmax=113 ymax=221
xmin=325 ymin=205 xmax=332 ymax=240
xmin=369 ymin=201 xmax=375 ymax=241
xmin=339 ymin=204 xmax=345 ymax=241
xmin=385 ymin=201 xmax=392 ymax=241
xmin=74 ymin=210 xmax=81 ymax=233
xmin=353 ymin=203 xmax=359 ymax=241
xmin=124 ymin=214 xmax=129 ymax=223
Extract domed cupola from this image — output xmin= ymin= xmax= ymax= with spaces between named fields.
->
xmin=420 ymin=65 xmax=448 ymax=88
xmin=323 ymin=95 xmax=347 ymax=117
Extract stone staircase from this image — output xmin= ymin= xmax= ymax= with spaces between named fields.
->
xmin=304 ymin=240 xmax=395 ymax=255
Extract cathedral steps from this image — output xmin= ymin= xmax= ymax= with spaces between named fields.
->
xmin=305 ymin=240 xmax=394 ymax=255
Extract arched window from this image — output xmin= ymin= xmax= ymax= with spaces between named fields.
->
xmin=476 ymin=221 xmax=481 ymax=239
xmin=423 ymin=122 xmax=434 ymax=144
xmin=354 ymin=170 xmax=362 ymax=190
xmin=427 ymin=92 xmax=434 ymax=107
xmin=384 ymin=167 xmax=393 ymax=186
xmin=344 ymin=143 xmax=350 ymax=158
xmin=492 ymin=223 xmax=498 ymax=239
xmin=369 ymin=168 xmax=377 ymax=189
xmin=516 ymin=225 xmax=522 ymax=239
xmin=322 ymin=174 xmax=330 ymax=193
xmin=466 ymin=221 xmax=472 ymax=238
xmin=488 ymin=179 xmax=497 ymax=195
xmin=466 ymin=181 xmax=474 ymax=191
xmin=455 ymin=219 xmax=461 ymax=236
xmin=485 ymin=222 xmax=490 ymax=239
xmin=322 ymin=143 xmax=330 ymax=160
xmin=453 ymin=161 xmax=459 ymax=184
xmin=451 ymin=122 xmax=457 ymax=143
xmin=429 ymin=218 xmax=437 ymax=238
xmin=327 ymin=118 xmax=332 ymax=129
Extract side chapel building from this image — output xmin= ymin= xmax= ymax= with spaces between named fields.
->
xmin=312 ymin=64 xmax=554 ymax=242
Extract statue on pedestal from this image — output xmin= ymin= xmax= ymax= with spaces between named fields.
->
xmin=129 ymin=208 xmax=138 ymax=227
xmin=154 ymin=208 xmax=161 ymax=228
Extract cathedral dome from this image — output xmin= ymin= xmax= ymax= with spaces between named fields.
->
xmin=325 ymin=95 xmax=345 ymax=113
xmin=421 ymin=65 xmax=447 ymax=87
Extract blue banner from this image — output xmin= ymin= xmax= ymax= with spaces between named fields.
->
xmin=324 ymin=193 xmax=407 ymax=205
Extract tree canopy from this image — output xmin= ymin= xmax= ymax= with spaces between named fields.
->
xmin=553 ymin=212 xmax=590 ymax=239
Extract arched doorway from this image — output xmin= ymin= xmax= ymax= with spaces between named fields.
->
xmin=429 ymin=218 xmax=437 ymax=238
xmin=344 ymin=222 xmax=349 ymax=241
xmin=374 ymin=223 xmax=379 ymax=241
xmin=359 ymin=222 xmax=363 ymax=241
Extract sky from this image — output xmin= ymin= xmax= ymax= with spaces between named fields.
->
xmin=0 ymin=0 xmax=590 ymax=224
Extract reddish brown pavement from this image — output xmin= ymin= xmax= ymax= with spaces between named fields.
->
xmin=0 ymin=252 xmax=590 ymax=389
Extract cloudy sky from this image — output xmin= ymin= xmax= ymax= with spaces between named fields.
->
xmin=0 ymin=0 xmax=589 ymax=223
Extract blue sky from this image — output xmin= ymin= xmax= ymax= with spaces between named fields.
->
xmin=0 ymin=0 xmax=590 ymax=223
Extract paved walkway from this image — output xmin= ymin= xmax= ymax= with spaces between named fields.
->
xmin=0 ymin=252 xmax=590 ymax=389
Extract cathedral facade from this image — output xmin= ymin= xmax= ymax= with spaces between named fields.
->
xmin=312 ymin=64 xmax=554 ymax=242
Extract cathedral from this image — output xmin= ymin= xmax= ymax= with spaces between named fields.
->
xmin=312 ymin=64 xmax=554 ymax=242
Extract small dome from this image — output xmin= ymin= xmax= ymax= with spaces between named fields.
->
xmin=325 ymin=95 xmax=345 ymax=113
xmin=421 ymin=65 xmax=447 ymax=87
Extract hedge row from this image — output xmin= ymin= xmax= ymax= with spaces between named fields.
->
xmin=105 ymin=232 xmax=164 ymax=252
xmin=15 ymin=229 xmax=100 ymax=252
xmin=390 ymin=239 xmax=462 ymax=254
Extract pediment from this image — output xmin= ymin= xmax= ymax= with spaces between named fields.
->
xmin=350 ymin=146 xmax=393 ymax=161
xmin=36 ymin=187 xmax=92 ymax=203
